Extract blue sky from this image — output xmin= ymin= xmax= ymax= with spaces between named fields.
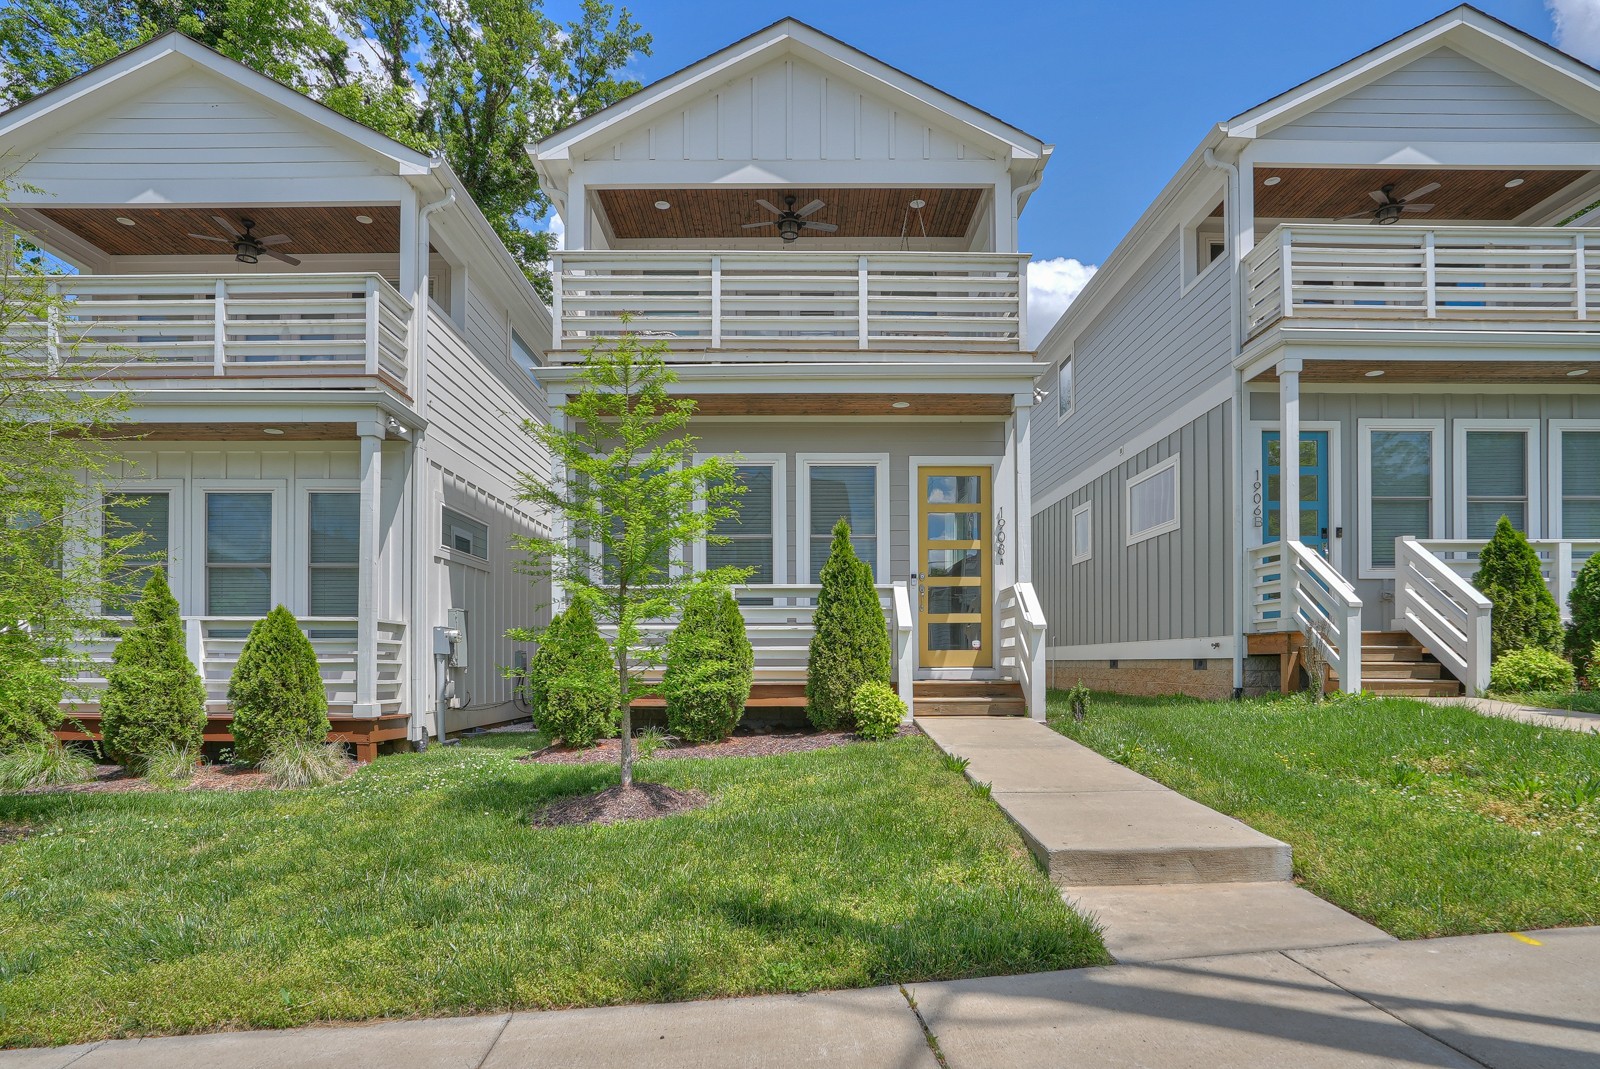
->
xmin=543 ymin=0 xmax=1600 ymax=330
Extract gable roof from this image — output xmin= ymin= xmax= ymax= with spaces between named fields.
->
xmin=0 ymin=31 xmax=433 ymax=174
xmin=531 ymin=17 xmax=1046 ymax=165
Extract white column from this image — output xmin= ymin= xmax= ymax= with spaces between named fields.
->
xmin=355 ymin=420 xmax=385 ymax=717
xmin=1278 ymin=357 xmax=1302 ymax=629
xmin=566 ymin=179 xmax=587 ymax=251
xmin=550 ymin=399 xmax=570 ymax=614
xmin=1014 ymin=400 xmax=1034 ymax=584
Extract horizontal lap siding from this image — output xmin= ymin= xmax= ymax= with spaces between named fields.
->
xmin=1032 ymin=404 xmax=1233 ymax=649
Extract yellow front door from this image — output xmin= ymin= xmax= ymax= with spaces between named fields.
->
xmin=918 ymin=466 xmax=992 ymax=669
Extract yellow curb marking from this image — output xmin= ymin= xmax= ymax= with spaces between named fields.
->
xmin=1509 ymin=933 xmax=1543 ymax=946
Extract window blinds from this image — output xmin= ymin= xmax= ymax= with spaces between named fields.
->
xmin=1368 ymin=430 xmax=1432 ymax=567
xmin=206 ymin=492 xmax=272 ymax=616
xmin=309 ymin=493 xmax=359 ymax=616
xmin=1465 ymin=431 xmax=1527 ymax=536
xmin=810 ymin=465 xmax=877 ymax=580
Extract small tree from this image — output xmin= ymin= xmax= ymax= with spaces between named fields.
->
xmin=0 ymin=640 xmax=61 ymax=749
xmin=662 ymin=584 xmax=753 ymax=743
xmin=805 ymin=519 xmax=892 ymax=731
xmin=516 ymin=599 xmax=619 ymax=747
xmin=1566 ymin=553 xmax=1600 ymax=681
xmin=512 ymin=333 xmax=749 ymax=786
xmin=228 ymin=606 xmax=330 ymax=764
xmin=1472 ymin=516 xmax=1563 ymax=659
xmin=98 ymin=568 xmax=207 ymax=770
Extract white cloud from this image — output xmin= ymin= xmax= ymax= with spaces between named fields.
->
xmin=1549 ymin=0 xmax=1600 ymax=64
xmin=547 ymin=212 xmax=565 ymax=251
xmin=1027 ymin=257 xmax=1097 ymax=343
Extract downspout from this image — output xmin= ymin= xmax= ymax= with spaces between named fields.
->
xmin=1010 ymin=150 xmax=1051 ymax=256
xmin=1205 ymin=147 xmax=1248 ymax=700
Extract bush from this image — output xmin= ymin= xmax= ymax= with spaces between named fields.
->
xmin=851 ymin=680 xmax=905 ymax=740
xmin=528 ymin=599 xmax=618 ymax=747
xmin=261 ymin=737 xmax=354 ymax=788
xmin=0 ymin=645 xmax=63 ymax=750
xmin=98 ymin=569 xmax=207 ymax=772
xmin=1566 ymin=554 xmax=1600 ymax=681
xmin=1488 ymin=647 xmax=1575 ymax=695
xmin=0 ymin=739 xmax=93 ymax=792
xmin=662 ymin=584 xmax=753 ymax=742
xmin=1472 ymin=517 xmax=1563 ymax=660
xmin=228 ymin=606 xmax=330 ymax=764
xmin=806 ymin=520 xmax=892 ymax=730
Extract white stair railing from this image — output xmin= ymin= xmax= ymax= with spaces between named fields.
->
xmin=1283 ymin=542 xmax=1363 ymax=694
xmin=1395 ymin=539 xmax=1495 ymax=696
xmin=999 ymin=582 xmax=1048 ymax=719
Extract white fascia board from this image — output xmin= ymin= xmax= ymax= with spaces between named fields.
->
xmin=116 ymin=391 xmax=426 ymax=431
xmin=1242 ymin=325 xmax=1600 ymax=367
xmin=1244 ymin=139 xmax=1600 ymax=168
xmin=535 ymin=360 xmax=1042 ymax=394
xmin=419 ymin=165 xmax=554 ymax=331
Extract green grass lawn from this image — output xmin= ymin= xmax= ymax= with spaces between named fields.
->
xmin=0 ymin=734 xmax=1105 ymax=1048
xmin=1048 ymin=691 xmax=1600 ymax=940
xmin=1493 ymin=690 xmax=1600 ymax=715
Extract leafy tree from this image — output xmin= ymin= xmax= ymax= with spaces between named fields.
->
xmin=0 ymin=644 xmax=62 ymax=750
xmin=513 ymin=599 xmax=619 ymax=747
xmin=1566 ymin=553 xmax=1600 ymax=681
xmin=662 ymin=584 xmax=753 ymax=743
xmin=98 ymin=568 xmax=207 ymax=770
xmin=805 ymin=520 xmax=892 ymax=731
xmin=512 ymin=333 xmax=747 ymax=786
xmin=1472 ymin=516 xmax=1563 ymax=659
xmin=228 ymin=605 xmax=330 ymax=763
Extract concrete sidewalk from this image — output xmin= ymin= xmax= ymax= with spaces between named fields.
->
xmin=8 ymin=928 xmax=1597 ymax=1068
xmin=1425 ymin=695 xmax=1600 ymax=734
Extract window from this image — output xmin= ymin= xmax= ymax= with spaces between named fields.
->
xmin=807 ymin=463 xmax=880 ymax=581
xmin=1071 ymin=500 xmax=1092 ymax=564
xmin=442 ymin=507 xmax=489 ymax=560
xmin=1557 ymin=427 xmax=1600 ymax=538
xmin=103 ymin=492 xmax=169 ymax=615
xmin=1057 ymin=354 xmax=1074 ymax=420
xmin=511 ymin=329 xmax=541 ymax=374
xmin=708 ymin=464 xmax=777 ymax=584
xmin=1358 ymin=420 xmax=1443 ymax=576
xmin=1453 ymin=422 xmax=1539 ymax=539
xmin=1126 ymin=456 xmax=1180 ymax=544
xmin=308 ymin=493 xmax=359 ymax=617
xmin=206 ymin=492 xmax=272 ymax=616
xmin=1183 ymin=195 xmax=1227 ymax=287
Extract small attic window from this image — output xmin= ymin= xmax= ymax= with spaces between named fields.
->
xmin=1184 ymin=196 xmax=1227 ymax=288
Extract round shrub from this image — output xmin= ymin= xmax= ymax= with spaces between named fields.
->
xmin=529 ymin=599 xmax=618 ymax=747
xmin=1488 ymin=647 xmax=1575 ymax=695
xmin=1472 ymin=517 xmax=1563 ymax=659
xmin=228 ymin=606 xmax=330 ymax=765
xmin=1566 ymin=553 xmax=1600 ymax=681
xmin=851 ymin=680 xmax=905 ymax=740
xmin=99 ymin=569 xmax=206 ymax=772
xmin=805 ymin=519 xmax=892 ymax=731
xmin=0 ymin=644 xmax=62 ymax=750
xmin=662 ymin=584 xmax=753 ymax=742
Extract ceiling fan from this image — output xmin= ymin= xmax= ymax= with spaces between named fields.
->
xmin=742 ymin=195 xmax=838 ymax=243
xmin=1344 ymin=182 xmax=1439 ymax=225
xmin=185 ymin=215 xmax=301 ymax=265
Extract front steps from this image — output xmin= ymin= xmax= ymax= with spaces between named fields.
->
xmin=1338 ymin=632 xmax=1464 ymax=698
xmin=912 ymin=679 xmax=1027 ymax=717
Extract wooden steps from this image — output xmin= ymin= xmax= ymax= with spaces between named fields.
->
xmin=1340 ymin=632 xmax=1464 ymax=698
xmin=913 ymin=679 xmax=1027 ymax=717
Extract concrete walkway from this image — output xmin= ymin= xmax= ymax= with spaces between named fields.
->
xmin=1425 ymin=695 xmax=1600 ymax=734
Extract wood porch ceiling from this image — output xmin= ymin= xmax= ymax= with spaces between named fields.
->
xmin=598 ymin=188 xmax=984 ymax=241
xmin=1253 ymin=361 xmax=1600 ymax=384
xmin=1226 ymin=168 xmax=1590 ymax=221
xmin=84 ymin=422 xmax=362 ymax=441
xmin=685 ymin=393 xmax=1012 ymax=416
xmin=35 ymin=206 xmax=402 ymax=257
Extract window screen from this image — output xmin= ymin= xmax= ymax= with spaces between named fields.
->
xmin=207 ymin=492 xmax=272 ymax=616
xmin=1465 ymin=430 xmax=1527 ymax=537
xmin=1369 ymin=430 xmax=1433 ymax=567
xmin=708 ymin=465 xmax=775 ymax=584
xmin=1127 ymin=461 xmax=1178 ymax=540
xmin=443 ymin=507 xmax=489 ymax=559
xmin=102 ymin=492 xmax=169 ymax=615
xmin=809 ymin=465 xmax=877 ymax=581
xmin=309 ymin=493 xmax=359 ymax=616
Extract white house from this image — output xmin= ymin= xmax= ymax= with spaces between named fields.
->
xmin=0 ymin=34 xmax=553 ymax=758
xmin=531 ymin=18 xmax=1053 ymax=717
xmin=1032 ymin=5 xmax=1600 ymax=701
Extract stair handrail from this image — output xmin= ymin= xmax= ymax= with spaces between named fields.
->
xmin=1394 ymin=537 xmax=1492 ymax=695
xmin=892 ymin=581 xmax=914 ymax=721
xmin=1000 ymin=582 xmax=1048 ymax=720
xmin=1284 ymin=540 xmax=1363 ymax=694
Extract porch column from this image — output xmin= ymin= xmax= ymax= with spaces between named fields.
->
xmin=355 ymin=420 xmax=385 ymax=718
xmin=1278 ymin=357 xmax=1302 ymax=621
xmin=1014 ymin=399 xmax=1033 ymax=583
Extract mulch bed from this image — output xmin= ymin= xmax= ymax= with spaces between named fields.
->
xmin=524 ymin=724 xmax=917 ymax=765
xmin=20 ymin=764 xmax=272 ymax=795
xmin=530 ymin=783 xmax=709 ymax=828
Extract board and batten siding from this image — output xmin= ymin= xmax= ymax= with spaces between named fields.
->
xmin=1033 ymin=404 xmax=1233 ymax=651
xmin=1032 ymin=228 xmax=1233 ymax=496
xmin=1261 ymin=47 xmax=1600 ymax=144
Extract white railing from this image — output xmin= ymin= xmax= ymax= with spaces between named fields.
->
xmin=550 ymin=250 xmax=1028 ymax=352
xmin=1245 ymin=224 xmax=1600 ymax=336
xmin=1248 ymin=541 xmax=1362 ymax=694
xmin=1395 ymin=538 xmax=1492 ymax=695
xmin=1409 ymin=537 xmax=1600 ymax=623
xmin=999 ymin=582 xmax=1048 ymax=720
xmin=10 ymin=274 xmax=411 ymax=383
xmin=69 ymin=617 xmax=406 ymax=714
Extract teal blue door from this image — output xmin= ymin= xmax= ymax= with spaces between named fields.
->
xmin=1264 ymin=431 xmax=1331 ymax=557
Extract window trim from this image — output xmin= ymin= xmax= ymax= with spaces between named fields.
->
xmin=302 ymin=485 xmax=361 ymax=619
xmin=1547 ymin=420 xmax=1600 ymax=539
xmin=796 ymin=453 xmax=891 ymax=583
xmin=1357 ymin=419 xmax=1445 ymax=579
xmin=1125 ymin=454 xmax=1181 ymax=546
xmin=193 ymin=481 xmax=287 ymax=618
xmin=1055 ymin=352 xmax=1075 ymax=423
xmin=691 ymin=453 xmax=788 ymax=586
xmin=1451 ymin=418 xmax=1542 ymax=539
xmin=1070 ymin=499 xmax=1093 ymax=565
xmin=1180 ymin=191 xmax=1229 ymax=294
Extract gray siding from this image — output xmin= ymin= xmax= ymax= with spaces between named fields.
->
xmin=1033 ymin=403 xmax=1233 ymax=649
xmin=1264 ymin=47 xmax=1600 ymax=143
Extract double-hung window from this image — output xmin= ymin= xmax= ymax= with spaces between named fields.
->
xmin=706 ymin=463 xmax=779 ymax=585
xmin=308 ymin=492 xmax=359 ymax=616
xmin=803 ymin=459 xmax=885 ymax=582
xmin=206 ymin=492 xmax=273 ymax=615
xmin=1557 ymin=427 xmax=1600 ymax=538
xmin=1125 ymin=456 xmax=1180 ymax=544
xmin=1359 ymin=420 xmax=1443 ymax=576
xmin=102 ymin=492 xmax=170 ymax=615
xmin=1454 ymin=422 xmax=1539 ymax=539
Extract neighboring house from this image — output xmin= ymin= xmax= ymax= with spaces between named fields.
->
xmin=530 ymin=18 xmax=1054 ymax=717
xmin=1032 ymin=5 xmax=1600 ymax=701
xmin=0 ymin=34 xmax=552 ymax=758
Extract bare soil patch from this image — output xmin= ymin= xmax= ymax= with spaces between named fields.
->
xmin=22 ymin=763 xmax=272 ymax=795
xmin=0 ymin=823 xmax=29 ymax=847
xmin=530 ymin=782 xmax=709 ymax=828
xmin=525 ymin=724 xmax=917 ymax=765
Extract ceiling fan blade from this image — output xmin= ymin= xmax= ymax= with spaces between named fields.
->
xmin=1339 ymin=212 xmax=1373 ymax=220
xmin=754 ymin=199 xmax=782 ymax=215
xmin=1403 ymin=204 xmax=1435 ymax=212
xmin=795 ymin=199 xmax=825 ymax=217
xmin=801 ymin=221 xmax=838 ymax=232
xmin=186 ymin=233 xmax=234 ymax=243
xmin=264 ymin=250 xmax=302 ymax=266
xmin=1368 ymin=189 xmax=1391 ymax=205
xmin=1400 ymin=182 xmax=1441 ymax=201
xmin=741 ymin=221 xmax=777 ymax=229
xmin=257 ymin=234 xmax=292 ymax=246
xmin=211 ymin=215 xmax=243 ymax=236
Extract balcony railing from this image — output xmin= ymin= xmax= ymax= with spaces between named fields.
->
xmin=1246 ymin=224 xmax=1600 ymax=336
xmin=550 ymin=250 xmax=1028 ymax=354
xmin=11 ymin=273 xmax=412 ymax=386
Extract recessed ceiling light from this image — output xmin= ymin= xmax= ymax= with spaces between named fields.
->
xmin=891 ymin=401 xmax=911 ymax=409
xmin=115 ymin=216 xmax=137 ymax=226
xmin=1262 ymin=176 xmax=1282 ymax=187
xmin=1504 ymin=178 xmax=1525 ymax=188
xmin=654 ymin=200 xmax=671 ymax=210
xmin=262 ymin=427 xmax=286 ymax=435
xmin=355 ymin=214 xmax=373 ymax=224
xmin=1364 ymin=369 xmax=1386 ymax=378
xmin=909 ymin=199 xmax=926 ymax=209
xmin=1568 ymin=368 xmax=1590 ymax=377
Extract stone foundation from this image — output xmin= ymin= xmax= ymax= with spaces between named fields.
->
xmin=1243 ymin=654 xmax=1282 ymax=697
xmin=1049 ymin=658 xmax=1235 ymax=701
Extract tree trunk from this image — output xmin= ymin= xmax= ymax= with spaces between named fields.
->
xmin=616 ymin=640 xmax=633 ymax=788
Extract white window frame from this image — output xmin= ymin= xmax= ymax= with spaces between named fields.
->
xmin=1070 ymin=500 xmax=1093 ymax=565
xmin=1547 ymin=420 xmax=1600 ymax=539
xmin=1125 ymin=454 xmax=1181 ymax=546
xmin=299 ymin=482 xmax=360 ymax=619
xmin=691 ymin=453 xmax=788 ymax=585
xmin=796 ymin=453 xmax=891 ymax=583
xmin=1055 ymin=352 xmax=1075 ymax=423
xmin=1452 ymin=418 xmax=1542 ymax=539
xmin=1181 ymin=193 xmax=1229 ymax=293
xmin=1357 ymin=419 xmax=1445 ymax=579
xmin=191 ymin=481 xmax=288 ymax=619
xmin=98 ymin=479 xmax=184 ymax=615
